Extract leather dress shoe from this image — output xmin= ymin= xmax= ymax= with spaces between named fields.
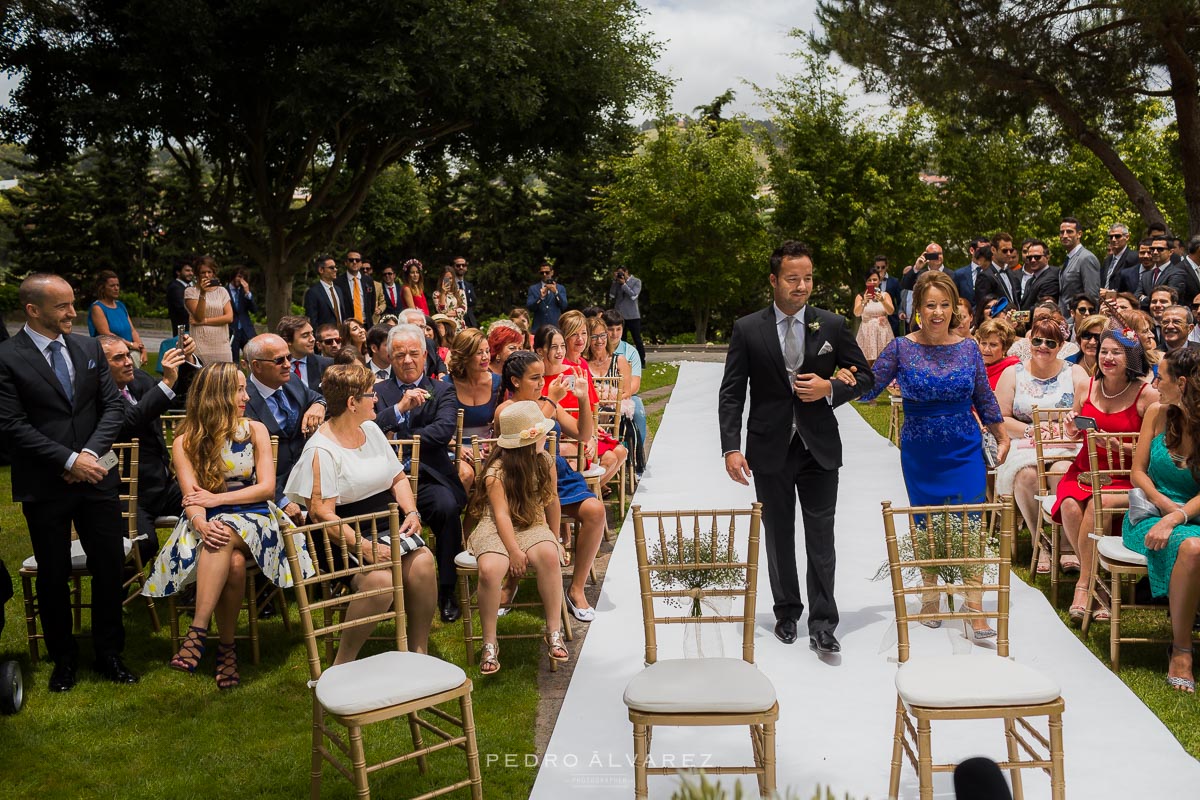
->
xmin=773 ymin=618 xmax=797 ymax=645
xmin=49 ymin=661 xmax=78 ymax=693
xmin=94 ymin=654 xmax=139 ymax=684
xmin=809 ymin=630 xmax=841 ymax=654
xmin=440 ymin=596 xmax=462 ymax=624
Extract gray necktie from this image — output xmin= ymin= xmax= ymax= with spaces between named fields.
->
xmin=783 ymin=315 xmax=802 ymax=373
xmin=47 ymin=340 xmax=74 ymax=402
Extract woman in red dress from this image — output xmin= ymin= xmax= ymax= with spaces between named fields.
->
xmin=1053 ymin=329 xmax=1158 ymax=621
xmin=401 ymin=259 xmax=430 ymax=316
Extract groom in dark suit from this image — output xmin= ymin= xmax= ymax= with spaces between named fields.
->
xmin=719 ymin=241 xmax=874 ymax=654
xmin=0 ymin=273 xmax=136 ymax=691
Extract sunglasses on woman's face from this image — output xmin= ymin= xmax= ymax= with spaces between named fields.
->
xmin=1030 ymin=337 xmax=1060 ymax=349
xmin=1078 ymin=332 xmax=1101 ymax=342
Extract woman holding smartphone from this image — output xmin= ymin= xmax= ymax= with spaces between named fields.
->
xmin=853 ymin=268 xmax=894 ymax=366
xmin=184 ymin=256 xmax=234 ymax=363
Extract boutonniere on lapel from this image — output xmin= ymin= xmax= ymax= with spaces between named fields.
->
xmin=807 ymin=319 xmax=821 ymax=335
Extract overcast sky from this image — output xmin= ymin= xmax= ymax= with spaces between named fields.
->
xmin=0 ymin=2 xmax=882 ymax=122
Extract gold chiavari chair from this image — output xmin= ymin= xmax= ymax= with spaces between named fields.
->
xmin=881 ymin=497 xmax=1065 ymax=800
xmin=1028 ymin=407 xmax=1081 ymax=605
xmin=625 ymin=504 xmax=776 ymax=799
xmin=160 ymin=412 xmax=186 ymax=448
xmin=282 ymin=506 xmax=482 ymax=800
xmin=592 ymin=374 xmax=629 ymax=515
xmin=20 ymin=442 xmax=158 ymax=664
xmin=887 ymin=394 xmax=904 ymax=447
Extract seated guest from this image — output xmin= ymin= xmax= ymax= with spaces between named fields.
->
xmin=584 ymin=314 xmax=631 ymax=405
xmin=333 ymin=344 xmax=367 ymax=367
xmin=1065 ymin=314 xmax=1107 ymax=376
xmin=1125 ymin=309 xmax=1164 ymax=379
xmin=399 ymin=308 xmax=448 ymax=379
xmin=1066 ymin=293 xmax=1097 ymax=343
xmin=510 ymin=307 xmax=534 ymax=348
xmin=1149 ymin=285 xmax=1179 ymax=347
xmin=284 ymin=364 xmax=435 ymax=660
xmin=1123 ymin=347 xmax=1200 ymax=692
xmin=603 ymin=309 xmax=648 ymax=473
xmin=242 ymin=333 xmax=327 ymax=522
xmin=314 ymin=323 xmax=342 ymax=357
xmin=431 ymin=314 xmax=456 ymax=363
xmin=466 ymin=400 xmax=569 ymax=674
xmin=365 ymin=324 xmax=393 ymax=381
xmin=1008 ymin=301 xmax=1079 ymax=363
xmin=278 ymin=315 xmax=332 ymax=394
xmin=443 ymin=328 xmax=501 ymax=491
xmin=338 ymin=317 xmax=368 ymax=359
xmin=1052 ymin=330 xmax=1157 ymax=622
xmin=486 ymin=320 xmax=524 ymax=377
xmin=143 ymin=363 xmax=314 ymax=689
xmin=88 ymin=270 xmax=146 ymax=366
xmin=975 ymin=318 xmax=1019 ymax=390
xmin=373 ymin=323 xmax=467 ymax=623
xmin=98 ymin=333 xmax=200 ymax=560
xmin=1161 ymin=305 xmax=1193 ymax=353
xmin=992 ymin=319 xmax=1084 ymax=571
xmin=497 ymin=351 xmax=604 ymax=622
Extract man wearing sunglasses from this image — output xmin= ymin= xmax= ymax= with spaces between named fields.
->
xmin=1138 ymin=234 xmax=1191 ymax=311
xmin=1012 ymin=239 xmax=1061 ymax=310
xmin=1057 ymin=216 xmax=1101 ymax=317
xmin=1104 ymin=224 xmax=1140 ymax=293
xmin=334 ymin=250 xmax=377 ymax=328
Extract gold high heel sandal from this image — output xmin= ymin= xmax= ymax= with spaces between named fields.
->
xmin=545 ymin=630 xmax=569 ymax=671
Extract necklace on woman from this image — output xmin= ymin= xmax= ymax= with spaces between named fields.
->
xmin=1099 ymin=377 xmax=1130 ymax=400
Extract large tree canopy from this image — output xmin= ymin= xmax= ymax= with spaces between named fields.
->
xmin=815 ymin=0 xmax=1200 ymax=235
xmin=0 ymin=0 xmax=662 ymax=323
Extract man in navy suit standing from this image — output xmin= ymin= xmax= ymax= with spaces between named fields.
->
xmin=452 ymin=256 xmax=478 ymax=329
xmin=373 ymin=323 xmax=466 ymax=622
xmin=303 ymin=256 xmax=347 ymax=329
xmin=952 ymin=237 xmax=990 ymax=307
xmin=0 ymin=273 xmax=135 ymax=691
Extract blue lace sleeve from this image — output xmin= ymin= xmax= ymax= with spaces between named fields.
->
xmin=970 ymin=344 xmax=1003 ymax=425
xmin=861 ymin=338 xmax=900 ymax=402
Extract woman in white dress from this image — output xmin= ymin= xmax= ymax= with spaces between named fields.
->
xmin=994 ymin=318 xmax=1085 ymax=571
xmin=284 ymin=363 xmax=435 ymax=661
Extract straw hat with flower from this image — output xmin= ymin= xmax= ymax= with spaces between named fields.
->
xmin=496 ymin=400 xmax=555 ymax=449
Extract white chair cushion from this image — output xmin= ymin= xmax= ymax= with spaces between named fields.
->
xmin=1096 ymin=535 xmax=1147 ymax=566
xmin=581 ymin=465 xmax=607 ymax=479
xmin=154 ymin=516 xmax=180 ymax=529
xmin=315 ymin=650 xmax=467 ymax=716
xmin=1037 ymin=494 xmax=1057 ymax=515
xmin=454 ymin=551 xmax=478 ymax=570
xmin=896 ymin=655 xmax=1060 ymax=709
xmin=23 ymin=538 xmax=133 ymax=571
xmin=623 ymin=658 xmax=776 ymax=714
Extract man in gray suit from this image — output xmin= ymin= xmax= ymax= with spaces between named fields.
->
xmin=1057 ymin=216 xmax=1101 ymax=316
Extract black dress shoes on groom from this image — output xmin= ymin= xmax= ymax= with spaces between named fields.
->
xmin=773 ymin=618 xmax=798 ymax=644
xmin=809 ymin=630 xmax=841 ymax=654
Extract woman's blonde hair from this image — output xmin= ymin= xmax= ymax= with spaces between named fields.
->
xmin=178 ymin=363 xmax=248 ymax=493
xmin=975 ymin=318 xmax=1017 ymax=351
xmin=323 ymin=363 xmax=375 ymax=419
xmin=447 ymin=328 xmax=487 ymax=380
xmin=913 ymin=270 xmax=966 ymax=330
xmin=558 ymin=309 xmax=587 ymax=344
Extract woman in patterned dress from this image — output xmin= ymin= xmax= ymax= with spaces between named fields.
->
xmin=183 ymin=256 xmax=234 ymax=363
xmin=144 ymin=362 xmax=312 ymax=688
xmin=853 ymin=268 xmax=895 ymax=365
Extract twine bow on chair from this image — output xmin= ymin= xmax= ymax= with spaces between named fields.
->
xmin=681 ymin=587 xmax=731 ymax=659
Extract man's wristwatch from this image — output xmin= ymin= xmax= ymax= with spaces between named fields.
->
xmin=405 ymin=509 xmax=422 ymax=523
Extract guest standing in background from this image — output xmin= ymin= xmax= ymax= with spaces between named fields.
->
xmin=227 ymin=267 xmax=257 ymax=365
xmin=87 ymin=270 xmax=146 ymax=367
xmin=527 ymin=262 xmax=568 ymax=331
xmin=166 ymin=258 xmax=194 ymax=332
xmin=184 ymin=256 xmax=234 ymax=363
xmin=433 ymin=267 xmax=467 ymax=328
xmin=853 ymin=268 xmax=894 ymax=366
xmin=401 ymin=259 xmax=430 ymax=316
xmin=607 ymin=266 xmax=645 ymax=364
xmin=453 ymin=256 xmax=478 ymax=329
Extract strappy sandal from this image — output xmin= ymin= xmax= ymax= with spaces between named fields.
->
xmin=918 ymin=600 xmax=942 ymax=629
xmin=1036 ymin=549 xmax=1051 ymax=575
xmin=480 ymin=642 xmax=500 ymax=676
xmin=1167 ymin=645 xmax=1195 ymax=693
xmin=1069 ymin=588 xmax=1089 ymax=622
xmin=545 ymin=629 xmax=569 ymax=671
xmin=214 ymin=642 xmax=240 ymax=690
xmin=169 ymin=625 xmax=208 ymax=674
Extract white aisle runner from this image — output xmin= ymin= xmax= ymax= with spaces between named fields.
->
xmin=530 ymin=362 xmax=1200 ymax=798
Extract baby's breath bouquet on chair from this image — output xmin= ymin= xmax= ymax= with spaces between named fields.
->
xmin=875 ymin=510 xmax=999 ymax=614
xmin=649 ymin=530 xmax=743 ymax=657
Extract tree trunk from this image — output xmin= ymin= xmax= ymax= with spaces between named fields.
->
xmin=1159 ymin=20 xmax=1200 ymax=237
xmin=263 ymin=256 xmax=296 ymax=332
xmin=692 ymin=306 xmax=709 ymax=344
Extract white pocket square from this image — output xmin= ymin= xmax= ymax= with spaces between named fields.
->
xmin=817 ymin=341 xmax=833 ymax=356
xmin=88 ymin=359 xmax=96 ymax=368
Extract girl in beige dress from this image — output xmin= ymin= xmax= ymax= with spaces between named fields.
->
xmin=465 ymin=400 xmax=566 ymax=675
xmin=184 ymin=256 xmax=234 ymax=363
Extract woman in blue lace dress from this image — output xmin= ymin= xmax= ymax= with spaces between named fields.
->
xmin=861 ymin=271 xmax=1010 ymax=636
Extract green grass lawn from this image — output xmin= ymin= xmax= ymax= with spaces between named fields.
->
xmin=851 ymin=400 xmax=1200 ymax=760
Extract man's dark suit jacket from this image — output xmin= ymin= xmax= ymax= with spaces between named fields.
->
xmin=303 ymin=281 xmax=348 ymax=330
xmin=0 ymin=312 xmax=9 ymax=343
xmin=1102 ymin=249 xmax=1140 ymax=290
xmin=335 ymin=272 xmax=377 ymax=327
xmin=0 ymin=331 xmax=124 ymax=502
xmin=880 ymin=275 xmax=902 ymax=333
xmin=167 ymin=279 xmax=190 ymax=331
xmin=460 ymin=279 xmax=478 ymax=329
xmin=299 ymin=353 xmax=334 ymax=395
xmin=974 ymin=264 xmax=1016 ymax=307
xmin=1010 ymin=266 xmax=1061 ymax=310
xmin=244 ymin=377 xmax=322 ymax=505
xmin=379 ymin=282 xmax=405 ymax=317
xmin=718 ymin=306 xmax=873 ymax=473
xmin=118 ymin=366 xmax=196 ymax=504
xmin=952 ymin=264 xmax=978 ymax=305
xmin=1138 ymin=263 xmax=1191 ymax=309
xmin=373 ymin=374 xmax=464 ymax=500
xmin=227 ymin=283 xmax=258 ymax=352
